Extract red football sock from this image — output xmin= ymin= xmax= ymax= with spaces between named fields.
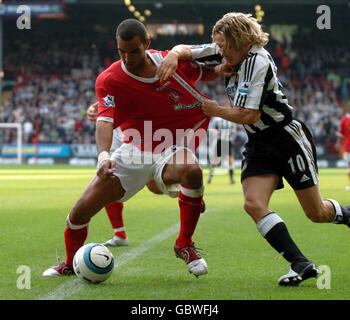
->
xmin=105 ymin=202 xmax=127 ymax=239
xmin=64 ymin=217 xmax=89 ymax=267
xmin=176 ymin=185 xmax=204 ymax=248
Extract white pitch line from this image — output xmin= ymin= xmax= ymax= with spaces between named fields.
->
xmin=37 ymin=222 xmax=180 ymax=300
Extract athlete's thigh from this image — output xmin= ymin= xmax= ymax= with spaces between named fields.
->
xmin=161 ymin=147 xmax=199 ymax=185
xmin=111 ymin=143 xmax=153 ymax=201
xmin=241 ymin=139 xmax=284 ymax=189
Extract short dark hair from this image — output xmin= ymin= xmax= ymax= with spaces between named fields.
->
xmin=116 ymin=19 xmax=148 ymax=43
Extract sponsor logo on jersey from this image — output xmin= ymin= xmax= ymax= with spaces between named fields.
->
xmin=174 ymin=101 xmax=201 ymax=111
xmin=238 ymin=81 xmax=251 ymax=96
xmin=103 ymin=94 xmax=115 ymax=107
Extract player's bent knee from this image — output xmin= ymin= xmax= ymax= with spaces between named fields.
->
xmin=94 ymin=175 xmax=126 ymax=202
xmin=243 ymin=199 xmax=266 ymax=218
xmin=69 ymin=177 xmax=125 ymax=224
xmin=146 ymin=180 xmax=163 ymax=195
xmin=182 ymin=164 xmax=203 ymax=188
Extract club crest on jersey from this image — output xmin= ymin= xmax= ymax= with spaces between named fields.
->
xmin=238 ymin=81 xmax=251 ymax=96
xmin=169 ymin=90 xmax=181 ymax=102
xmin=103 ymin=94 xmax=115 ymax=107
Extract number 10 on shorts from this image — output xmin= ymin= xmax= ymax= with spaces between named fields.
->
xmin=288 ymin=155 xmax=306 ymax=174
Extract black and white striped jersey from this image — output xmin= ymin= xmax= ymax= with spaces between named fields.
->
xmin=191 ymin=43 xmax=223 ymax=65
xmin=191 ymin=43 xmax=294 ymax=138
xmin=208 ymin=116 xmax=237 ymax=142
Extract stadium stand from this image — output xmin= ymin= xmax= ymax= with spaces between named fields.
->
xmin=1 ymin=4 xmax=349 ymax=162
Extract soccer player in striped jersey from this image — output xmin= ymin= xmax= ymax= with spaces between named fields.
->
xmin=207 ymin=117 xmax=237 ymax=184
xmin=158 ymin=12 xmax=350 ymax=286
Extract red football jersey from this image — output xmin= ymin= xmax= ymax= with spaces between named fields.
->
xmin=339 ymin=114 xmax=350 ymax=152
xmin=95 ymin=49 xmax=210 ymax=152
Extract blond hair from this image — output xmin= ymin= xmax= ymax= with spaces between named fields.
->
xmin=212 ymin=12 xmax=269 ymax=51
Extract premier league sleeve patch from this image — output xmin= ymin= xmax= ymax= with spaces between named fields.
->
xmin=103 ymin=94 xmax=115 ymax=107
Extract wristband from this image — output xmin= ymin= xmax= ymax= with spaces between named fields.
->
xmin=97 ymin=151 xmax=110 ymax=168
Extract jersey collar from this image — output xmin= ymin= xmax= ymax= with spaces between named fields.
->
xmin=121 ymin=51 xmax=159 ymax=83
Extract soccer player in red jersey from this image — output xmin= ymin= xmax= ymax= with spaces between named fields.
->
xmin=86 ymin=100 xmax=206 ymax=247
xmin=43 ymin=19 xmax=221 ymax=278
xmin=336 ymin=107 xmax=350 ymax=190
xmin=86 ymin=102 xmax=164 ymax=247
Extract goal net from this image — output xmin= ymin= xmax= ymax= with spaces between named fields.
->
xmin=0 ymin=123 xmax=22 ymax=164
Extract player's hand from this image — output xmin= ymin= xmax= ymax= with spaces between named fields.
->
xmin=97 ymin=159 xmax=117 ymax=180
xmin=201 ymin=99 xmax=220 ymax=117
xmin=87 ymin=102 xmax=98 ymax=123
xmin=157 ymin=51 xmax=179 ymax=82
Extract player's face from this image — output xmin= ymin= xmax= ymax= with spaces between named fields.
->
xmin=117 ymin=35 xmax=150 ymax=72
xmin=213 ymin=33 xmax=247 ymax=66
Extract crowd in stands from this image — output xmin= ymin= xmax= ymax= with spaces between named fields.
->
xmin=2 ymin=69 xmax=98 ymax=145
xmin=1 ymin=28 xmax=349 ymax=159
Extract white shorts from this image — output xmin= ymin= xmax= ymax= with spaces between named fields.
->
xmin=111 ymin=143 xmax=190 ymax=202
xmin=110 ymin=127 xmax=124 ymax=153
xmin=343 ymin=152 xmax=350 ymax=163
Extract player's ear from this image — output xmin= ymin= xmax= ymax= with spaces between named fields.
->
xmin=144 ymin=38 xmax=151 ymax=50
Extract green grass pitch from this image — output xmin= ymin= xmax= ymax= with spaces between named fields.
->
xmin=0 ymin=165 xmax=349 ymax=300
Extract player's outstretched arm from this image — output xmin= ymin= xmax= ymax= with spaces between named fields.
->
xmin=201 ymin=99 xmax=261 ymax=125
xmin=200 ymin=62 xmax=236 ymax=82
xmin=158 ymin=44 xmax=235 ymax=82
xmin=158 ymin=45 xmax=192 ymax=82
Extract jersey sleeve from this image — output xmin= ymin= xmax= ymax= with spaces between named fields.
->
xmin=95 ymin=74 xmax=116 ymax=124
xmin=190 ymin=43 xmax=221 ymax=61
xmin=232 ymin=54 xmax=270 ymax=110
xmin=177 ymin=60 xmax=203 ymax=83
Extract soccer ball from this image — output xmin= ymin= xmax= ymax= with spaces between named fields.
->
xmin=73 ymin=243 xmax=114 ymax=283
